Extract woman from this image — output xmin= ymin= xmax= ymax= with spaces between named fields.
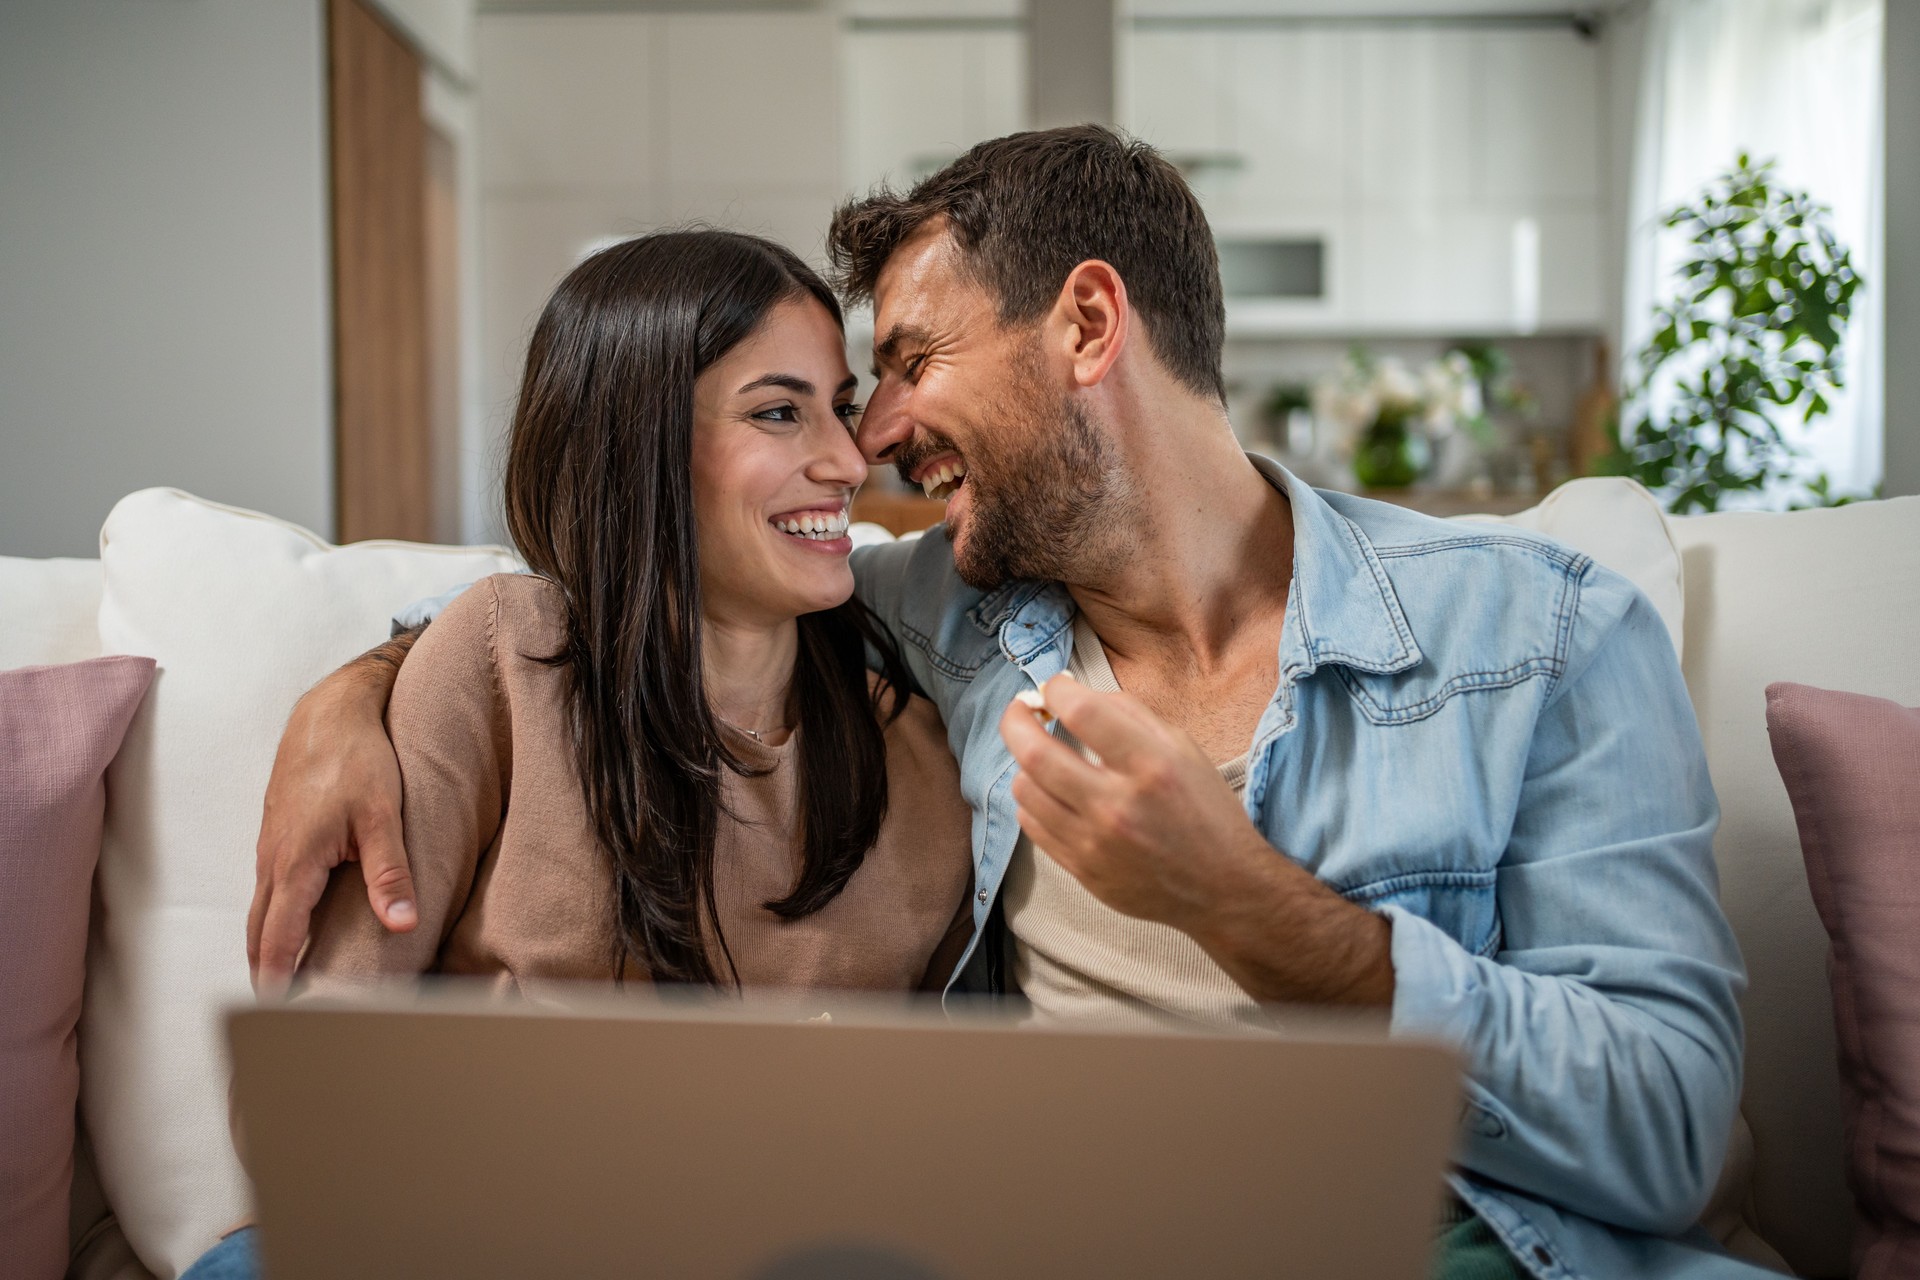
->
xmin=183 ymin=230 xmax=974 ymax=1278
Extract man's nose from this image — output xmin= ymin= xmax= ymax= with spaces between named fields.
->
xmin=857 ymin=379 xmax=912 ymax=465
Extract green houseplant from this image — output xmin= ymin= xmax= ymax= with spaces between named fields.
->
xmin=1612 ymin=153 xmax=1861 ymax=513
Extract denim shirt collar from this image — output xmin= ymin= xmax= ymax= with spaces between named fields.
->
xmin=1250 ymin=455 xmax=1423 ymax=681
xmin=986 ymin=455 xmax=1423 ymax=682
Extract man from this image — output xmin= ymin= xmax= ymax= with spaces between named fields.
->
xmin=251 ymin=127 xmax=1762 ymax=1278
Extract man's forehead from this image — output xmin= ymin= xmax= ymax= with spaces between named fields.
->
xmin=871 ymin=221 xmax=980 ymax=336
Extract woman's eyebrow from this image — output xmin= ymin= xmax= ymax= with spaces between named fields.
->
xmin=835 ymin=374 xmax=859 ymax=396
xmin=737 ymin=373 xmax=815 ymax=396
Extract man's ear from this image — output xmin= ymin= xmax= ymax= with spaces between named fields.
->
xmin=1055 ymin=259 xmax=1129 ymax=389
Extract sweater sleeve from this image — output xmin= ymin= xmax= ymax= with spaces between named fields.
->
xmin=298 ymin=577 xmax=511 ymax=990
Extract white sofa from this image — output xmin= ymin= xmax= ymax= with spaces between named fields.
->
xmin=5 ymin=482 xmax=1917 ymax=1280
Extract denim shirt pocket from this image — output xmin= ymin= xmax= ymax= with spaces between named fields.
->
xmin=896 ymin=590 xmax=1002 ymax=687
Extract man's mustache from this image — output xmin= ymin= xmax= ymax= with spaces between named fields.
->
xmin=891 ymin=430 xmax=968 ymax=489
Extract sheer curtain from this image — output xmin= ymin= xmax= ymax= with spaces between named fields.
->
xmin=1623 ymin=0 xmax=1885 ymax=498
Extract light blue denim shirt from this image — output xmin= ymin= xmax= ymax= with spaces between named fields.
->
xmin=849 ymin=458 xmax=1764 ymax=1280
xmin=399 ymin=458 xmax=1764 ymax=1279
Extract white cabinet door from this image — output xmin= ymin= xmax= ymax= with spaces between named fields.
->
xmin=968 ymin=30 xmax=1027 ymax=146
xmin=1216 ymin=28 xmax=1349 ymax=223
xmin=1350 ymin=28 xmax=1475 ymax=210
xmin=1122 ymin=29 xmax=1229 ymax=158
xmin=844 ymin=29 xmax=1028 ymax=195
xmin=1475 ymin=28 xmax=1602 ymax=204
xmin=1351 ymin=211 xmax=1510 ymax=331
xmin=1533 ymin=209 xmax=1605 ymax=329
xmin=844 ymin=31 xmax=970 ymax=192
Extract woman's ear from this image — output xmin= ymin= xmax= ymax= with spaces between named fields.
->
xmin=1055 ymin=259 xmax=1129 ymax=389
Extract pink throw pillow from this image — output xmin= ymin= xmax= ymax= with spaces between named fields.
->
xmin=0 ymin=656 xmax=155 ymax=1280
xmin=1767 ymin=681 xmax=1920 ymax=1280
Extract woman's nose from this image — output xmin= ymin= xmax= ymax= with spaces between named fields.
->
xmin=812 ymin=413 xmax=870 ymax=486
xmin=856 ymin=378 xmax=912 ymax=465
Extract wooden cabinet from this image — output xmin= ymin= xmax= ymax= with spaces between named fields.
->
xmin=1120 ymin=21 xmax=1606 ymax=336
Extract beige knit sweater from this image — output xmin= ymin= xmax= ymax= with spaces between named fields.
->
xmin=300 ymin=574 xmax=974 ymax=996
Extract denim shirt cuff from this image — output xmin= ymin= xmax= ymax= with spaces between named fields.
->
xmin=1379 ymin=904 xmax=1481 ymax=1047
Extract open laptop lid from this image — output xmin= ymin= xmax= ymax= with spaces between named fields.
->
xmin=229 ymin=988 xmax=1460 ymax=1279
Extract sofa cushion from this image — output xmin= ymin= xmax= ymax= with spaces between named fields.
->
xmin=1671 ymin=494 xmax=1920 ymax=1278
xmin=0 ymin=556 xmax=102 ymax=671
xmin=0 ymin=656 xmax=154 ymax=1280
xmin=1767 ymin=682 xmax=1920 ymax=1280
xmin=84 ymin=489 xmax=518 ymax=1278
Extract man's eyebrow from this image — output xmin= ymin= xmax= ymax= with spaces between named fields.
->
xmin=737 ymin=373 xmax=815 ymax=396
xmin=872 ymin=323 xmax=933 ymax=372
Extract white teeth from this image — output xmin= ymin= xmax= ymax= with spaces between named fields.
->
xmin=774 ymin=511 xmax=847 ymax=540
xmin=920 ymin=457 xmax=968 ymax=501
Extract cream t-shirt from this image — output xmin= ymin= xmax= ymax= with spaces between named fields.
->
xmin=1002 ymin=614 xmax=1270 ymax=1031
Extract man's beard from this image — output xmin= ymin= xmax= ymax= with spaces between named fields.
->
xmin=899 ymin=351 xmax=1134 ymax=592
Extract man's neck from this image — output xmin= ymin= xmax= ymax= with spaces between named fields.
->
xmin=701 ymin=613 xmax=799 ymax=739
xmin=1067 ymin=400 xmax=1294 ymax=678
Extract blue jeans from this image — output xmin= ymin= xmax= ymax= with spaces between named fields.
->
xmin=179 ymin=1227 xmax=259 ymax=1280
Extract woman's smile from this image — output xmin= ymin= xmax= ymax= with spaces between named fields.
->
xmin=768 ymin=502 xmax=852 ymax=550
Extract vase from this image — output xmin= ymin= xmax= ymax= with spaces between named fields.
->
xmin=1352 ymin=411 xmax=1429 ymax=489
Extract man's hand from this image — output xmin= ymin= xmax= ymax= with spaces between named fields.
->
xmin=247 ymin=630 xmax=420 ymax=993
xmin=999 ymin=673 xmax=1395 ymax=1007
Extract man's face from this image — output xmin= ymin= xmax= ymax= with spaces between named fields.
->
xmin=860 ymin=224 xmax=1125 ymax=591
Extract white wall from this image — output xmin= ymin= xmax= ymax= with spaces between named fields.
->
xmin=0 ymin=0 xmax=334 ymax=558
xmin=1886 ymin=0 xmax=1919 ymax=497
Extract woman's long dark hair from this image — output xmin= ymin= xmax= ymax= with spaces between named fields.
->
xmin=502 ymin=230 xmax=914 ymax=988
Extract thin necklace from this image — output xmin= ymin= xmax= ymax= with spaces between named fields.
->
xmin=717 ymin=715 xmax=785 ymax=743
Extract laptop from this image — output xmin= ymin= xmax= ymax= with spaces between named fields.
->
xmin=228 ymin=988 xmax=1461 ymax=1279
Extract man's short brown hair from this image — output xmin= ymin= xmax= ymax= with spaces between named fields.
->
xmin=827 ymin=125 xmax=1226 ymax=404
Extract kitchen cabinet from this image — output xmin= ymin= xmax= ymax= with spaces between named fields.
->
xmin=1123 ymin=30 xmax=1230 ymax=161
xmin=1476 ymin=28 xmax=1603 ymax=204
xmin=1218 ymin=28 xmax=1350 ymax=223
xmin=1349 ymin=28 xmax=1476 ymax=210
xmin=843 ymin=28 xmax=1027 ymax=195
xmin=1120 ymin=21 xmax=1606 ymax=336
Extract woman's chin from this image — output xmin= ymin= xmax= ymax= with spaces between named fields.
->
xmin=782 ymin=567 xmax=857 ymax=618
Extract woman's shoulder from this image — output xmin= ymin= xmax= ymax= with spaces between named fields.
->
xmin=472 ymin=572 xmax=568 ymax=654
xmin=403 ymin=572 xmax=565 ymax=693
xmin=871 ymin=674 xmax=959 ymax=777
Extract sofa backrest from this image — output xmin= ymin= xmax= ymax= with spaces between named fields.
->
xmin=0 ymin=555 xmax=101 ymax=670
xmin=1671 ymin=495 xmax=1920 ymax=1279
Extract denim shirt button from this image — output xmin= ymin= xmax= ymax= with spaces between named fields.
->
xmin=977 ymin=890 xmax=989 ymax=904
xmin=1531 ymin=1245 xmax=1553 ymax=1267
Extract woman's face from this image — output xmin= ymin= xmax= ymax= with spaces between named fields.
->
xmin=690 ymin=295 xmax=868 ymax=629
